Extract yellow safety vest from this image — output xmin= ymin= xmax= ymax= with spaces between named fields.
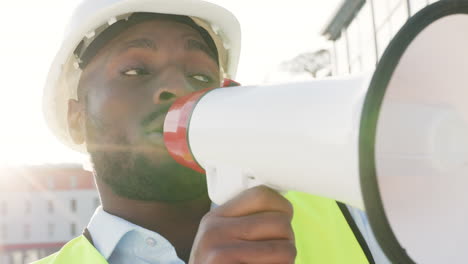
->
xmin=286 ymin=192 xmax=370 ymax=263
xmin=33 ymin=192 xmax=370 ymax=264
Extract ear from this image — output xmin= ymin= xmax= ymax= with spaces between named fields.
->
xmin=67 ymin=99 xmax=86 ymax=145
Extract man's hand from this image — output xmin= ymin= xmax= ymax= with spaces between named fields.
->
xmin=189 ymin=186 xmax=296 ymax=264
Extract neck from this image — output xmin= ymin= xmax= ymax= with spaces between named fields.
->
xmin=96 ymin=177 xmax=211 ymax=262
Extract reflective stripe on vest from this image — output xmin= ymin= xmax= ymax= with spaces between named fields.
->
xmin=33 ymin=192 xmax=369 ymax=264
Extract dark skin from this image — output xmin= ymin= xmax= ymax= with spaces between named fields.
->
xmin=68 ymin=19 xmax=295 ymax=263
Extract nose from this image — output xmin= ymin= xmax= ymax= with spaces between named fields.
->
xmin=152 ymin=69 xmax=194 ymax=105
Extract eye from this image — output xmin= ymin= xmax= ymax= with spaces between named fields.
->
xmin=121 ymin=67 xmax=149 ymax=76
xmin=190 ymin=74 xmax=212 ymax=83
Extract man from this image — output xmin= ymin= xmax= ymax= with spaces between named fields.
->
xmin=37 ymin=0 xmax=381 ymax=263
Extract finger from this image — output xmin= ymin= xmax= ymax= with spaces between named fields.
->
xmin=224 ymin=211 xmax=295 ymax=241
xmin=195 ymin=212 xmax=294 ymax=248
xmin=212 ymin=185 xmax=293 ymax=217
xmin=207 ymin=240 xmax=297 ymax=264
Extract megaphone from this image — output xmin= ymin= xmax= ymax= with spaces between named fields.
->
xmin=164 ymin=1 xmax=468 ymax=263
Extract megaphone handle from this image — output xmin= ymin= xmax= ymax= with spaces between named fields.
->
xmin=205 ymin=165 xmax=266 ymax=205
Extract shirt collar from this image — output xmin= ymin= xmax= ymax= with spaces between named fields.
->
xmin=87 ymin=206 xmax=141 ymax=259
xmin=88 ymin=204 xmax=216 ymax=260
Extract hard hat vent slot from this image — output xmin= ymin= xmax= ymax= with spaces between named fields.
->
xmin=85 ymin=31 xmax=96 ymax=39
xmin=223 ymin=41 xmax=230 ymax=50
xmin=211 ymin=24 xmax=220 ymax=35
xmin=108 ymin=17 xmax=117 ymax=26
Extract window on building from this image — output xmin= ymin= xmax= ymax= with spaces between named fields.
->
xmin=387 ymin=0 xmax=405 ymax=11
xmin=376 ymin=21 xmax=392 ymax=57
xmin=389 ymin=1 xmax=409 ymax=37
xmin=47 ymin=200 xmax=54 ymax=214
xmin=389 ymin=0 xmax=403 ymax=8
xmin=47 ymin=175 xmax=55 ymax=189
xmin=70 ymin=223 xmax=77 ymax=236
xmin=372 ymin=0 xmax=410 ymax=58
xmin=350 ymin=59 xmax=362 ymax=74
xmin=1 ymin=224 xmax=7 ymax=239
xmin=1 ymin=201 xmax=6 ymax=216
xmin=70 ymin=199 xmax=77 ymax=213
xmin=70 ymin=175 xmax=77 ymax=189
xmin=358 ymin=2 xmax=377 ymax=69
xmin=334 ymin=33 xmax=350 ymax=75
xmin=372 ymin=0 xmax=391 ymax=29
xmin=24 ymin=249 xmax=40 ymax=264
xmin=25 ymin=200 xmax=31 ymax=214
xmin=24 ymin=224 xmax=30 ymax=239
xmin=346 ymin=18 xmax=362 ymax=73
xmin=47 ymin=223 xmax=54 ymax=238
xmin=409 ymin=0 xmax=429 ymax=15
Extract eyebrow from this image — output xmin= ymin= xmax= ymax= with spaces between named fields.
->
xmin=119 ymin=38 xmax=158 ymax=52
xmin=185 ymin=39 xmax=217 ymax=62
xmin=117 ymin=37 xmax=217 ymax=62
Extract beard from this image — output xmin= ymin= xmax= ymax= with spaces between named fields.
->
xmin=86 ymin=116 xmax=208 ymax=203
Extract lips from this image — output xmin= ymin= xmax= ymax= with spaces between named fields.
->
xmin=141 ymin=104 xmax=171 ymax=135
xmin=141 ymin=106 xmax=173 ymax=146
xmin=143 ymin=114 xmax=165 ymax=134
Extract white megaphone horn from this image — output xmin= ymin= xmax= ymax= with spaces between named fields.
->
xmin=164 ymin=2 xmax=468 ymax=264
xmin=165 ymin=75 xmax=370 ymax=207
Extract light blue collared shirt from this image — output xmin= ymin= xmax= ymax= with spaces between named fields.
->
xmin=87 ymin=207 xmax=184 ymax=264
xmin=87 ymin=205 xmax=390 ymax=264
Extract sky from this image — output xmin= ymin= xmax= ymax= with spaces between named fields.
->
xmin=0 ymin=0 xmax=340 ymax=166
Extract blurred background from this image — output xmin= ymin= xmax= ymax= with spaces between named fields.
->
xmin=0 ymin=0 xmax=438 ymax=262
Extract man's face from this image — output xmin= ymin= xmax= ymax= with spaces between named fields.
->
xmin=74 ymin=19 xmax=220 ymax=202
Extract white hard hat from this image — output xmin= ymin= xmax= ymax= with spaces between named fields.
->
xmin=43 ymin=0 xmax=241 ymax=153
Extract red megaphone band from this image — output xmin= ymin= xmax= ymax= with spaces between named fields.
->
xmin=163 ymin=79 xmax=240 ymax=174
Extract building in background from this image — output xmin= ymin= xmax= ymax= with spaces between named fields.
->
xmin=0 ymin=165 xmax=99 ymax=264
xmin=322 ymin=0 xmax=439 ymax=75
xmin=264 ymin=0 xmax=439 ymax=83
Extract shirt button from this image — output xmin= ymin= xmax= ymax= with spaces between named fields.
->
xmin=146 ymin=237 xmax=157 ymax=247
